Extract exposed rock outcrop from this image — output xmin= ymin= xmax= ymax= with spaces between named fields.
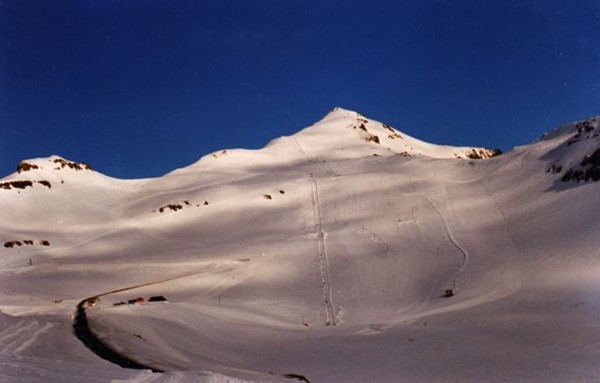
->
xmin=16 ymin=162 xmax=39 ymax=173
xmin=155 ymin=200 xmax=200 ymax=213
xmin=562 ymin=148 xmax=600 ymax=183
xmin=53 ymin=158 xmax=92 ymax=171
xmin=465 ymin=148 xmax=503 ymax=159
xmin=0 ymin=180 xmax=52 ymax=190
xmin=4 ymin=240 xmax=50 ymax=248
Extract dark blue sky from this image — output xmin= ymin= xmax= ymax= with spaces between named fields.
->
xmin=2 ymin=1 xmax=599 ymax=179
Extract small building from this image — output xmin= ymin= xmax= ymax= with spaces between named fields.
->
xmin=128 ymin=297 xmax=145 ymax=305
xmin=148 ymin=295 xmax=168 ymax=303
xmin=86 ymin=297 xmax=100 ymax=307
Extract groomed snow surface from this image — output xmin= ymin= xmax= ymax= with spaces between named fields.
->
xmin=1 ymin=108 xmax=599 ymax=382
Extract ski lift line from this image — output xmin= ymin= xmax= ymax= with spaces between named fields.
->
xmin=293 ymin=136 xmax=336 ymax=177
xmin=293 ymin=136 xmax=314 ymax=164
xmin=309 ymin=174 xmax=337 ymax=327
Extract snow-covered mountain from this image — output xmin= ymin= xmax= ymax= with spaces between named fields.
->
xmin=1 ymin=108 xmax=599 ymax=383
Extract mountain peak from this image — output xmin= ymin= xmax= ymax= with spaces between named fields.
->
xmin=0 ymin=156 xmax=101 ymax=190
xmin=16 ymin=156 xmax=93 ymax=174
xmin=322 ymin=106 xmax=359 ymax=118
xmin=290 ymin=108 xmax=501 ymax=161
xmin=181 ymin=108 xmax=503 ymax=175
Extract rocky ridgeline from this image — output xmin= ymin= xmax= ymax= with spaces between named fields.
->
xmin=350 ymin=113 xmax=501 ymax=159
xmin=562 ymin=148 xmax=600 ymax=183
xmin=2 ymin=158 xmax=94 ymax=191
xmin=4 ymin=240 xmax=50 ymax=248
xmin=546 ymin=118 xmax=600 ymax=183
xmin=16 ymin=158 xmax=92 ymax=173
xmin=468 ymin=148 xmax=503 ymax=159
xmin=454 ymin=148 xmax=503 ymax=159
xmin=16 ymin=162 xmax=39 ymax=173
xmin=382 ymin=123 xmax=403 ymax=140
xmin=562 ymin=119 xmax=600 ymax=183
xmin=565 ymin=120 xmax=599 ymax=146
xmin=351 ymin=115 xmax=381 ymax=144
xmin=52 ymin=158 xmax=92 ymax=171
xmin=0 ymin=180 xmax=52 ymax=190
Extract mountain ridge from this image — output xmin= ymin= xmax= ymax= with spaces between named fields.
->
xmin=0 ymin=109 xmax=599 ymax=382
xmin=3 ymin=108 xmax=507 ymax=182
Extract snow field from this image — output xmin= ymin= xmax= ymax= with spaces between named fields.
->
xmin=0 ymin=108 xmax=599 ymax=382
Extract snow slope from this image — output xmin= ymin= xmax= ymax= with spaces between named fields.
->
xmin=1 ymin=108 xmax=599 ymax=382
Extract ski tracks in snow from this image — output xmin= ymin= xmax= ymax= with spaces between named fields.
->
xmin=421 ymin=194 xmax=470 ymax=275
xmin=417 ymin=180 xmax=522 ymax=311
xmin=0 ymin=317 xmax=54 ymax=357
xmin=309 ymin=174 xmax=336 ymax=326
xmin=384 ymin=182 xmax=523 ymax=327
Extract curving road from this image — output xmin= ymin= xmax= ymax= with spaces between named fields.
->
xmin=73 ymin=297 xmax=161 ymax=372
xmin=71 ymin=266 xmax=224 ymax=373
